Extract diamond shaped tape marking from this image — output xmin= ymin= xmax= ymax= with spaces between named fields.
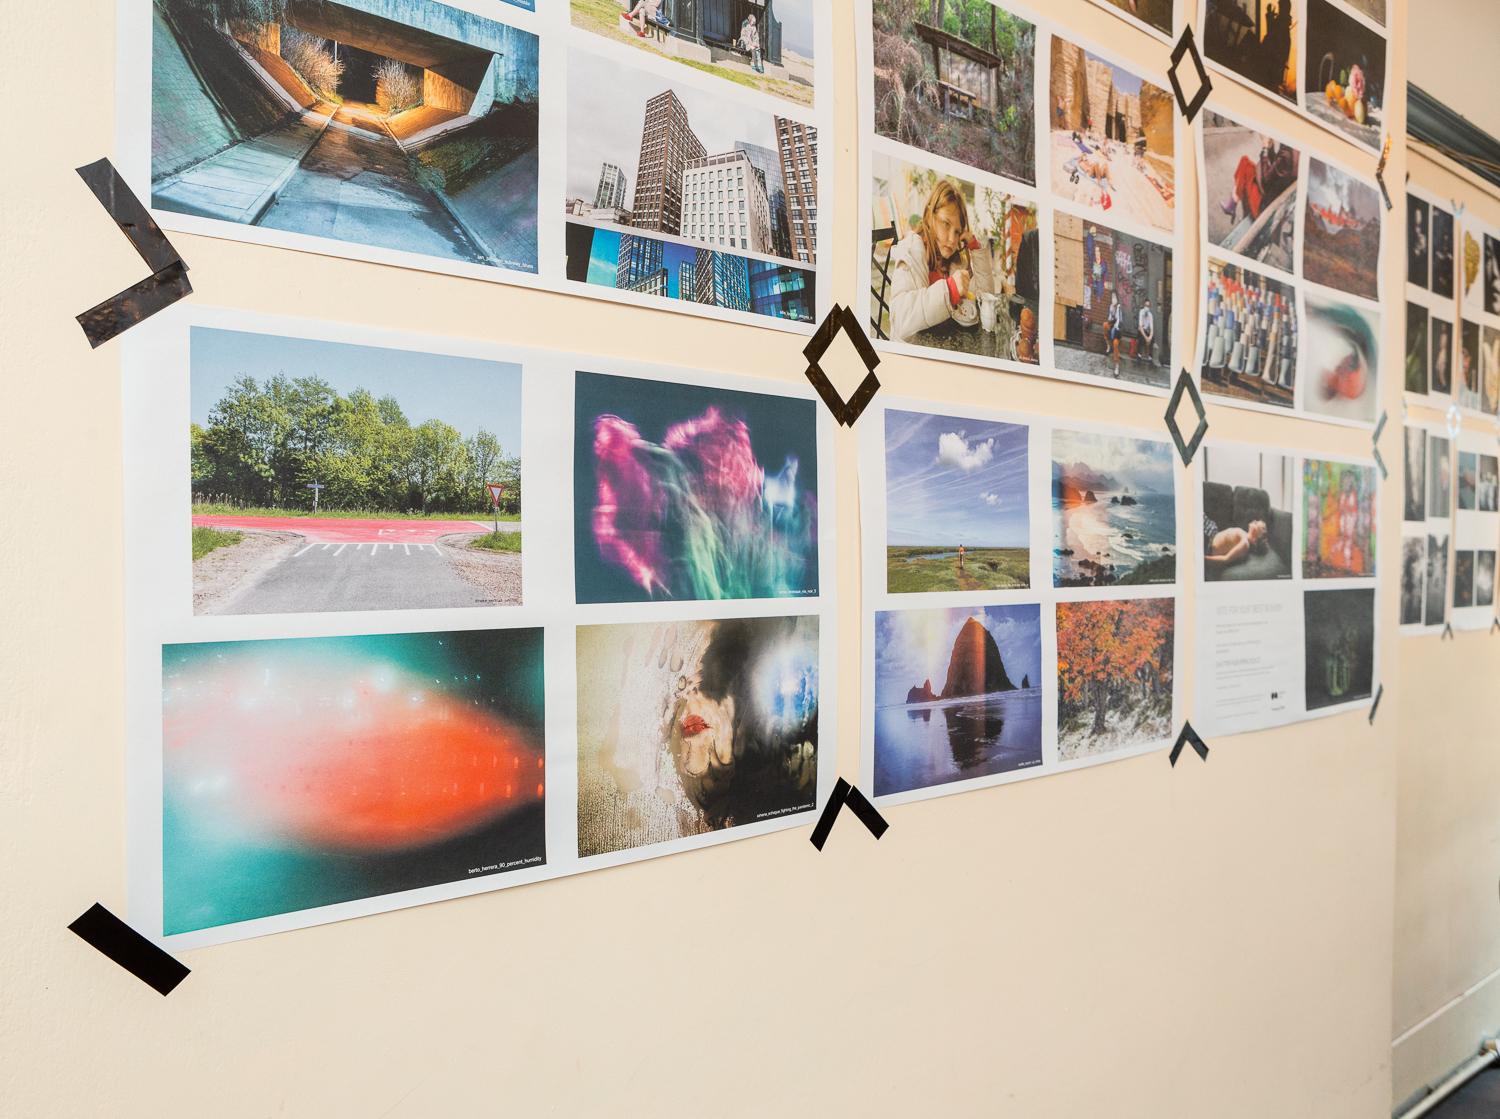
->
xmin=1165 ymin=369 xmax=1208 ymax=465
xmin=803 ymin=303 xmax=882 ymax=427
xmin=1168 ymin=26 xmax=1211 ymax=123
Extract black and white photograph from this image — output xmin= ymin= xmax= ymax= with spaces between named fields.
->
xmin=1404 ymin=425 xmax=1426 ymax=523
xmin=1400 ymin=535 xmax=1425 ymax=625
xmin=1407 ymin=193 xmax=1429 ymax=289
xmin=1425 ymin=532 xmax=1449 ymax=624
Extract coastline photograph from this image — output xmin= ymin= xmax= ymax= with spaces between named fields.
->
xmin=1056 ymin=597 xmax=1174 ymax=760
xmin=1052 ymin=428 xmax=1177 ymax=587
xmin=884 ymin=409 xmax=1030 ymax=594
xmin=872 ymin=605 xmax=1043 ymax=797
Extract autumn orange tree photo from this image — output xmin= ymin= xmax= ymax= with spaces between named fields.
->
xmin=1056 ymin=598 xmax=1174 ymax=742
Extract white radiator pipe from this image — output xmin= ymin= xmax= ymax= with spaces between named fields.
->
xmin=1398 ymin=1041 xmax=1500 ymax=1119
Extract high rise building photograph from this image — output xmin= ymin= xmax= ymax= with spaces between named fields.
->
xmin=566 ymin=47 xmax=817 ymax=266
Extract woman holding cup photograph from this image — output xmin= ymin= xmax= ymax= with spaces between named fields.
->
xmin=888 ymin=180 xmax=995 ymax=343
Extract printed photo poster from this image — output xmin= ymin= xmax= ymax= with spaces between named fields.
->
xmin=1450 ymin=426 xmax=1500 ymax=630
xmin=1404 ymin=187 xmax=1458 ymax=407
xmin=122 ymin=302 xmax=839 ymax=950
xmin=1197 ymin=0 xmax=1389 ymax=156
xmin=857 ymin=395 xmax=1183 ymax=810
xmin=857 ymin=0 xmax=1184 ymax=398
xmin=1400 ymin=421 xmax=1453 ymax=635
xmin=1454 ymin=213 xmax=1500 ymax=417
xmin=1193 ymin=438 xmax=1380 ymax=736
xmin=116 ymin=0 xmax=833 ymax=333
xmin=1084 ymin=0 xmax=1178 ymax=46
xmin=1192 ymin=101 xmax=1385 ymax=428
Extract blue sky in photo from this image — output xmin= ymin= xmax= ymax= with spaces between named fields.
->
xmin=884 ymin=409 xmax=1030 ymax=547
xmin=190 ymin=327 xmax=522 ymax=449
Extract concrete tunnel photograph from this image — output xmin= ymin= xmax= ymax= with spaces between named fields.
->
xmin=151 ymin=0 xmax=540 ymax=272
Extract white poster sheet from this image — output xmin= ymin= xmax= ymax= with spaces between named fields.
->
xmin=1450 ymin=425 xmax=1500 ymax=630
xmin=117 ymin=0 xmax=833 ymax=332
xmin=1195 ymin=0 xmax=1390 ymax=157
xmin=857 ymin=394 xmax=1184 ymax=809
xmin=1399 ymin=421 xmax=1453 ymax=635
xmin=123 ymin=303 xmax=838 ymax=950
xmin=857 ymin=0 xmax=1185 ymax=398
xmin=1192 ymin=100 xmax=1385 ymax=429
xmin=1404 ymin=185 xmax=1458 ymax=409
xmin=1193 ymin=437 xmax=1380 ymax=737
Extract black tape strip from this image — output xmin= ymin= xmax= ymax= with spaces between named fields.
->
xmin=842 ymin=784 xmax=890 ymax=840
xmin=1373 ymin=445 xmax=1388 ymax=480
xmin=1367 ymin=683 xmax=1384 ymax=724
xmin=803 ymin=303 xmax=881 ymax=427
xmin=1373 ymin=409 xmax=1387 ymax=444
xmin=1165 ymin=370 xmax=1209 ymax=465
xmin=77 ymin=261 xmax=193 ymax=349
xmin=74 ymin=159 xmax=193 ymax=347
xmin=1168 ymin=721 xmax=1209 ymax=766
xmin=76 ymin=158 xmax=184 ymax=275
xmin=1491 ymin=616 xmax=1499 ymax=634
xmin=1167 ymin=26 xmax=1211 ymax=123
xmin=809 ymin=777 xmax=851 ymax=851
xmin=1442 ymin=622 xmax=1455 ymax=641
xmin=68 ymin=903 xmax=189 ymax=996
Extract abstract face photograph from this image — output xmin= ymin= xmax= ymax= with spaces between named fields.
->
xmin=1431 ymin=318 xmax=1454 ymax=395
xmin=1205 ymin=111 xmax=1300 ymax=273
xmin=1053 ymin=429 xmax=1177 ymax=587
xmin=1432 ymin=206 xmax=1455 ymax=298
xmin=574 ymin=371 xmax=819 ymax=603
xmin=1405 ymin=302 xmax=1429 ymax=395
xmin=190 ymin=327 xmax=524 ymax=617
xmin=1303 ymin=0 xmax=1387 ymax=152
xmin=884 ymin=409 xmax=1030 ymax=594
xmin=575 ymin=616 xmax=818 ymax=855
xmin=1426 ymin=532 xmax=1449 ymax=624
xmin=870 ymin=152 xmax=1040 ymax=360
xmin=1303 ymin=588 xmax=1375 ymax=711
xmin=1202 ymin=0 xmax=1299 ymax=105
xmin=1049 ymin=35 xmax=1175 ymax=234
xmin=1407 ymin=194 xmax=1429 ymax=288
xmin=1202 ymin=446 xmax=1295 ymax=582
xmin=1454 ymin=549 xmax=1475 ymax=609
xmin=1200 ymin=258 xmax=1297 ymax=409
xmin=1429 ymin=435 xmax=1453 ymax=518
xmin=1056 ymin=597 xmax=1174 ymax=760
xmin=151 ymin=0 xmax=540 ymax=273
xmin=1303 ymin=294 xmax=1382 ymax=424
xmin=1399 ymin=535 xmax=1424 ymax=625
xmin=872 ymin=605 xmax=1042 ymax=796
xmin=872 ymin=0 xmax=1036 ymax=185
xmin=1403 ymin=426 xmax=1426 ymax=523
xmin=1479 ymin=455 xmax=1498 ymax=513
xmin=162 ymin=628 xmax=546 ymax=936
xmin=1052 ymin=214 xmax=1173 ymax=387
xmin=1457 ymin=450 xmax=1477 ymax=511
xmin=1460 ymin=320 xmax=1482 ymax=410
xmin=1303 ymin=159 xmax=1382 ymax=302
xmin=1476 ymin=551 xmax=1496 ymax=608
xmin=1302 ymin=459 xmax=1377 ymax=579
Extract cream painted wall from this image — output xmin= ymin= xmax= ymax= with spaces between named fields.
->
xmin=1406 ymin=0 xmax=1500 ymax=140
xmin=1392 ymin=148 xmax=1500 ymax=1109
xmin=0 ymin=0 xmax=1406 ymax=1115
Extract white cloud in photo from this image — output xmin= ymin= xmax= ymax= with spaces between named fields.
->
xmin=937 ymin=431 xmax=995 ymax=473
